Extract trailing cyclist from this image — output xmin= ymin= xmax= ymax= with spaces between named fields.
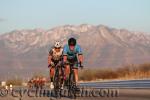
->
xmin=48 ymin=41 xmax=63 ymax=89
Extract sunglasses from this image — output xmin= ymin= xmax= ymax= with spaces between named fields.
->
xmin=55 ymin=47 xmax=61 ymax=49
xmin=69 ymin=45 xmax=75 ymax=47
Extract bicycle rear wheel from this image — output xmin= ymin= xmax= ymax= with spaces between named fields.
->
xmin=54 ymin=67 xmax=61 ymax=98
xmin=68 ymin=70 xmax=77 ymax=99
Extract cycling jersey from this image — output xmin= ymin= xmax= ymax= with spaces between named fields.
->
xmin=63 ymin=44 xmax=82 ymax=59
xmin=63 ymin=44 xmax=82 ymax=68
xmin=49 ymin=47 xmax=63 ymax=61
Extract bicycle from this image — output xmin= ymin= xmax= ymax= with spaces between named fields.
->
xmin=65 ymin=62 xmax=83 ymax=99
xmin=53 ymin=61 xmax=64 ymax=98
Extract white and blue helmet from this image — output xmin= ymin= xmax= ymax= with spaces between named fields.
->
xmin=54 ymin=41 xmax=61 ymax=48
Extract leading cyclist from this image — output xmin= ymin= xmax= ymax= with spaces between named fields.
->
xmin=63 ymin=37 xmax=84 ymax=87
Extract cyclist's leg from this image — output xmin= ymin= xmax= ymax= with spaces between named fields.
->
xmin=64 ymin=64 xmax=70 ymax=87
xmin=73 ymin=62 xmax=79 ymax=87
xmin=73 ymin=68 xmax=78 ymax=84
xmin=60 ymin=66 xmax=64 ymax=89
xmin=50 ymin=67 xmax=55 ymax=82
xmin=50 ymin=66 xmax=55 ymax=89
xmin=64 ymin=64 xmax=70 ymax=79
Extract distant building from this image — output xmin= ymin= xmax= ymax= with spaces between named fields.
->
xmin=10 ymin=84 xmax=13 ymax=91
xmin=22 ymin=82 xmax=27 ymax=86
xmin=5 ymin=86 xmax=8 ymax=90
xmin=1 ymin=81 xmax=6 ymax=86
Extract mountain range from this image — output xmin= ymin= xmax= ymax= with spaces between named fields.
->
xmin=0 ymin=24 xmax=150 ymax=79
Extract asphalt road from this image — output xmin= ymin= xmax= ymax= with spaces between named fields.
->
xmin=80 ymin=79 xmax=150 ymax=88
xmin=0 ymin=79 xmax=150 ymax=100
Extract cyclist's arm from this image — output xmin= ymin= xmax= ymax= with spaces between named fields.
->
xmin=76 ymin=45 xmax=83 ymax=64
xmin=78 ymin=54 xmax=83 ymax=63
xmin=48 ymin=49 xmax=53 ymax=65
xmin=63 ymin=45 xmax=68 ymax=63
xmin=63 ymin=55 xmax=67 ymax=63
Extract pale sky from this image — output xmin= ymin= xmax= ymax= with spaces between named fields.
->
xmin=0 ymin=0 xmax=150 ymax=34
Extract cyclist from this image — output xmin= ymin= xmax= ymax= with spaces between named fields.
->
xmin=28 ymin=78 xmax=34 ymax=88
xmin=63 ymin=37 xmax=84 ymax=87
xmin=39 ymin=76 xmax=46 ymax=89
xmin=48 ymin=41 xmax=63 ymax=89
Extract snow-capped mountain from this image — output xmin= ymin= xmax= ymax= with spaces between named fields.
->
xmin=0 ymin=24 xmax=150 ymax=79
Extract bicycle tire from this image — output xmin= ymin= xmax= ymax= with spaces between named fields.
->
xmin=54 ymin=66 xmax=61 ymax=98
xmin=68 ymin=68 xmax=77 ymax=99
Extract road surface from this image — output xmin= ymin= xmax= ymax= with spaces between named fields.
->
xmin=80 ymin=79 xmax=150 ymax=88
xmin=0 ymin=79 xmax=150 ymax=100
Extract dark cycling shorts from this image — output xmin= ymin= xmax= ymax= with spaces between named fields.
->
xmin=51 ymin=59 xmax=62 ymax=67
xmin=66 ymin=57 xmax=78 ymax=69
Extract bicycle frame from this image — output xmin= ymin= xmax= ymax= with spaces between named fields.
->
xmin=53 ymin=62 xmax=63 ymax=98
xmin=67 ymin=62 xmax=79 ymax=98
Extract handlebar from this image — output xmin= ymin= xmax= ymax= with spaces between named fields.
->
xmin=48 ymin=61 xmax=84 ymax=69
xmin=63 ymin=62 xmax=84 ymax=69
